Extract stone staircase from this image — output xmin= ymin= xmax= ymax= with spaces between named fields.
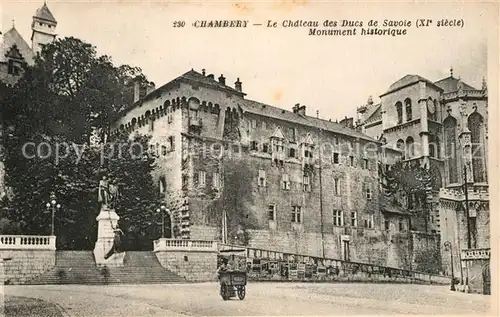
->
xmin=25 ymin=250 xmax=184 ymax=285
xmin=106 ymin=251 xmax=185 ymax=284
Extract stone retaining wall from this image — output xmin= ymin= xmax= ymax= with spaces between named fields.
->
xmin=0 ymin=250 xmax=55 ymax=284
xmin=155 ymin=251 xmax=217 ymax=282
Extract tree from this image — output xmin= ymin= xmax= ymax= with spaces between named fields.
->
xmin=380 ymin=160 xmax=436 ymax=233
xmin=0 ymin=35 xmax=160 ymax=249
xmin=1 ymin=130 xmax=161 ymax=250
xmin=4 ymin=37 xmax=149 ymax=143
xmin=105 ymin=132 xmax=163 ymax=250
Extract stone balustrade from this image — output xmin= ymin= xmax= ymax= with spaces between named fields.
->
xmin=153 ymin=238 xmax=218 ymax=252
xmin=461 ymin=248 xmax=490 ymax=260
xmin=440 ymin=184 xmax=489 ymax=201
xmin=0 ymin=235 xmax=56 ymax=250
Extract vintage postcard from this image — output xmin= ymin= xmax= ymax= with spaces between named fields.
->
xmin=0 ymin=1 xmax=497 ymax=316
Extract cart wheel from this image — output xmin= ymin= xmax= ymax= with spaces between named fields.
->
xmin=237 ymin=286 xmax=246 ymax=300
xmin=220 ymin=282 xmax=230 ymax=300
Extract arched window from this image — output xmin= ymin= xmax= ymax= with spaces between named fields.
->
xmin=468 ymin=113 xmax=487 ymax=182
xmin=396 ymin=139 xmax=405 ymax=160
xmin=443 ymin=117 xmax=458 ymax=183
xmin=396 ymin=102 xmax=403 ymax=124
xmin=427 ymin=98 xmax=437 ymax=121
xmin=428 ymin=134 xmax=437 ymax=158
xmin=434 ymin=100 xmax=439 ymax=121
xmin=404 ymin=98 xmax=412 ymax=121
xmin=406 ymin=136 xmax=414 ymax=158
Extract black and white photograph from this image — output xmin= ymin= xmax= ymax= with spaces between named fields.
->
xmin=0 ymin=1 xmax=497 ymax=316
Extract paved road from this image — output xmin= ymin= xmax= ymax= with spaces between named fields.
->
xmin=4 ymin=282 xmax=494 ymax=316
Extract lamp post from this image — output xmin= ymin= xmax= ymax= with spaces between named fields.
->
xmin=156 ymin=205 xmax=169 ymax=238
xmin=444 ymin=241 xmax=455 ymax=291
xmin=45 ymin=192 xmax=61 ymax=236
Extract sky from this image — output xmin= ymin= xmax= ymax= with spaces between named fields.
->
xmin=1 ymin=1 xmax=493 ymax=121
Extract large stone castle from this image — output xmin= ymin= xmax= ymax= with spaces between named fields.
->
xmin=0 ymin=3 xmax=489 ymax=293
xmin=357 ymin=69 xmax=489 ymax=292
xmin=111 ymin=69 xmax=442 ymax=272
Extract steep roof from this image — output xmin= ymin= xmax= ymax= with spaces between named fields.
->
xmin=433 ymin=76 xmax=477 ymax=93
xmin=363 ymin=103 xmax=382 ymax=124
xmin=379 ymin=195 xmax=411 ymax=216
xmin=270 ymin=126 xmax=285 ymax=139
xmin=34 ymin=3 xmax=57 ymax=24
xmin=381 ymin=74 xmax=442 ymax=97
xmin=0 ymin=27 xmax=34 ymax=65
xmin=240 ymin=99 xmax=377 ymax=142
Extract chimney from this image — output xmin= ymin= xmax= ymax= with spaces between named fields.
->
xmin=298 ymin=105 xmax=306 ymax=116
xmin=202 ymin=69 xmax=206 ymax=76
xmin=218 ymin=74 xmax=226 ymax=85
xmin=339 ymin=117 xmax=354 ymax=129
xmin=133 ymin=78 xmax=141 ymax=103
xmin=235 ymin=78 xmax=242 ymax=92
xmin=292 ymin=103 xmax=300 ymax=114
xmin=207 ymin=74 xmax=215 ymax=80
xmin=146 ymin=81 xmax=156 ymax=95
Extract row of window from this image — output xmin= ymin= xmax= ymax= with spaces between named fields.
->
xmin=257 ymin=169 xmax=372 ymax=198
xmin=395 ymin=98 xmax=439 ymax=125
xmin=251 ymin=142 xmax=371 ymax=169
xmin=267 ymin=205 xmax=379 ymax=229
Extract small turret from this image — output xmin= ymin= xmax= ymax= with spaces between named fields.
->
xmin=31 ymin=2 xmax=57 ymax=55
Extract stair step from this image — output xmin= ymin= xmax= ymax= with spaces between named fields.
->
xmin=27 ymin=251 xmax=185 ymax=285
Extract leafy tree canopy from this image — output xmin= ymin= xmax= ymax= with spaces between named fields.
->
xmin=3 ymin=37 xmax=149 ymax=143
xmin=0 ymin=37 xmax=161 ymax=250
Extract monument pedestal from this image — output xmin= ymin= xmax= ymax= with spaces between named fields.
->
xmin=93 ymin=207 xmax=125 ymax=267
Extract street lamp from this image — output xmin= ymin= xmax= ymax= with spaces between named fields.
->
xmin=45 ymin=192 xmax=61 ymax=236
xmin=444 ymin=241 xmax=456 ymax=291
xmin=156 ymin=205 xmax=170 ymax=238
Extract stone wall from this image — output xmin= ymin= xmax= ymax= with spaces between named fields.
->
xmin=0 ymin=250 xmax=55 ymax=284
xmin=155 ymin=250 xmax=217 ymax=282
xmin=411 ymin=231 xmax=441 ymax=274
xmin=463 ymin=258 xmax=490 ymax=294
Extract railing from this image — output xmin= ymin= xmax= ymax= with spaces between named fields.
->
xmin=153 ymin=238 xmax=218 ymax=252
xmin=0 ymin=235 xmax=56 ymax=250
xmin=461 ymin=248 xmax=490 ymax=260
xmin=219 ymin=243 xmax=450 ymax=284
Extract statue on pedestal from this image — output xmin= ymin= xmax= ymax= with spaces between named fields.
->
xmin=98 ymin=176 xmax=109 ymax=208
xmin=98 ymin=175 xmax=120 ymax=209
xmin=96 ymin=174 xmax=124 ymax=262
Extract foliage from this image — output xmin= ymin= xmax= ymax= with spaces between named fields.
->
xmin=3 ymin=37 xmax=149 ymax=143
xmin=0 ymin=36 xmax=161 ymax=250
xmin=379 ymin=160 xmax=438 ymax=232
xmin=106 ymin=132 xmax=163 ymax=250
xmin=380 ymin=161 xmax=433 ymax=202
xmin=205 ymin=157 xmax=257 ymax=245
xmin=222 ymin=158 xmax=258 ymax=245
xmin=1 ymin=128 xmax=161 ymax=249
